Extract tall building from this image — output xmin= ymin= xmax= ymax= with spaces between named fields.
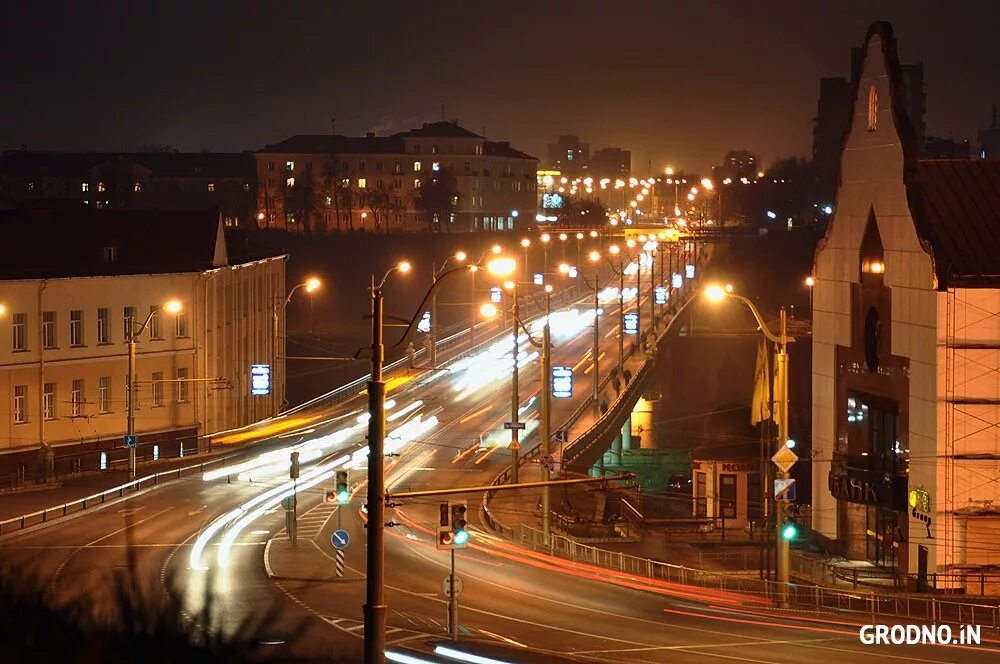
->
xmin=922 ymin=136 xmax=971 ymax=159
xmin=589 ymin=147 xmax=631 ymax=178
xmin=814 ymin=52 xmax=925 ymax=201
xmin=545 ymin=135 xmax=589 ymax=176
xmin=812 ymin=23 xmax=1000 ymax=590
xmin=979 ymin=105 xmax=1000 ymax=159
xmin=0 ymin=207 xmax=285 ymax=481
xmin=711 ymin=150 xmax=760 ymax=182
xmin=256 ymin=121 xmax=537 ymax=234
xmin=0 ymin=151 xmax=256 ymax=228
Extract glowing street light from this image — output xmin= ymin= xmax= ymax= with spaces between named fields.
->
xmin=480 ymin=303 xmax=498 ymax=318
xmin=454 ymin=250 xmax=468 ymax=262
xmin=486 ymin=256 xmax=517 ymax=277
xmin=305 ymin=277 xmax=322 ymax=293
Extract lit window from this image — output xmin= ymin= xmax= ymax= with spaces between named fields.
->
xmin=133 ymin=182 xmax=142 ymax=193
xmin=358 ymin=178 xmax=366 ymax=189
xmin=176 ymin=367 xmax=189 ymax=403
xmin=431 ymin=144 xmax=439 ymax=154
xmin=324 ymin=196 xmax=332 ymax=207
xmin=286 ymin=177 xmax=295 ymax=188
xmin=432 ymin=162 xmax=440 ymax=172
xmin=13 ymin=385 xmax=27 ymax=423
xmin=71 ymin=379 xmax=84 ymax=416
xmin=81 ymin=182 xmax=89 ymax=192
xmin=414 ymin=179 xmax=421 ymax=188
xmin=286 ymin=160 xmax=295 ymax=171
xmin=97 ymin=181 xmax=106 ymax=192
xmin=414 ymin=161 xmax=422 ymax=172
xmin=207 ymin=182 xmax=215 ymax=192
xmin=43 ymin=383 xmax=56 ymax=420
xmin=98 ymin=377 xmax=111 ymax=413
xmin=867 ymin=85 xmax=878 ymax=132
xmin=151 ymin=372 xmax=163 ymax=407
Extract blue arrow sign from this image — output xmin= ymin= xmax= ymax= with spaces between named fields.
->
xmin=331 ymin=529 xmax=350 ymax=550
xmin=123 ymin=434 xmax=137 ymax=448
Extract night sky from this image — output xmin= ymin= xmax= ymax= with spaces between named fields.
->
xmin=3 ymin=1 xmax=997 ymax=172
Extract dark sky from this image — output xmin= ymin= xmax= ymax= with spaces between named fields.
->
xmin=3 ymin=1 xmax=997 ymax=172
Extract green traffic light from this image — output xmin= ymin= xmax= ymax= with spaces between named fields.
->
xmin=781 ymin=523 xmax=798 ymax=540
xmin=337 ymin=490 xmax=350 ymax=504
xmin=453 ymin=529 xmax=469 ymax=546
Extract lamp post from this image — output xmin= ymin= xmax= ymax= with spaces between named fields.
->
xmin=504 ymin=277 xmax=521 ymax=484
xmin=607 ymin=245 xmax=626 ymax=389
xmin=805 ymin=276 xmax=815 ymax=315
xmin=126 ymin=300 xmax=182 ymax=480
xmin=430 ymin=251 xmax=467 ymax=367
xmin=540 ymin=283 xmax=553 ymax=541
xmin=587 ymin=250 xmax=602 ymax=413
xmin=540 ymin=233 xmax=551 ymax=276
xmin=520 ymin=237 xmax=531 ymax=283
xmin=704 ymin=284 xmax=794 ymax=606
xmin=273 ymin=276 xmax=321 ymax=415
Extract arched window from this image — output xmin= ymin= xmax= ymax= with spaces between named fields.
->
xmin=867 ymin=85 xmax=878 ymax=132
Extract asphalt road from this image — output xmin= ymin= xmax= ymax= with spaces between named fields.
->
xmin=3 ymin=274 xmax=995 ymax=663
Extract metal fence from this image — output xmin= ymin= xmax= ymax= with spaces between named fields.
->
xmin=0 ymin=453 xmax=238 ymax=537
xmin=514 ymin=523 xmax=1000 ymax=631
xmin=792 ymin=552 xmax=1000 ymax=595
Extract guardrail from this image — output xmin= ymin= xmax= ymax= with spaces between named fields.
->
xmin=0 ymin=453 xmax=239 ymax=537
xmin=513 ymin=523 xmax=1000 ymax=631
xmin=792 ymin=552 xmax=1000 ymax=595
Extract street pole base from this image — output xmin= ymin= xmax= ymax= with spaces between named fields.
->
xmin=363 ymin=603 xmax=387 ymax=663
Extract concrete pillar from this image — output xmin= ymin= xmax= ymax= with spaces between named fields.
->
xmin=631 ymin=396 xmax=654 ymax=449
xmin=609 ymin=432 xmax=622 ymax=466
xmin=621 ymin=416 xmax=632 ymax=452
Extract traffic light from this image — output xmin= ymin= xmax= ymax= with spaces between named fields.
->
xmin=335 ymin=470 xmax=350 ymax=504
xmin=435 ymin=501 xmax=469 ymax=550
xmin=781 ymin=516 xmax=798 ymax=541
xmin=451 ymin=501 xmax=468 ymax=547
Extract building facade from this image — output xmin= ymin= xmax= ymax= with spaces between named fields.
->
xmin=0 ymin=208 xmax=285 ymax=481
xmin=0 ymin=151 xmax=256 ymax=228
xmin=256 ymin=122 xmax=537 ymax=234
xmin=812 ymin=23 xmax=1000 ymax=589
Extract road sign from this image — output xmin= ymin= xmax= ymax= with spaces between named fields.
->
xmin=335 ymin=549 xmax=345 ymax=577
xmin=539 ymin=454 xmax=555 ymax=472
xmin=774 ymin=478 xmax=796 ymax=501
xmin=490 ymin=286 xmax=502 ymax=303
xmin=123 ymin=434 xmax=137 ymax=448
xmin=771 ymin=446 xmax=799 ymax=474
xmin=671 ymin=273 xmax=683 ymax=288
xmin=554 ymin=430 xmax=568 ymax=444
xmin=417 ymin=311 xmax=431 ymax=333
xmin=623 ymin=312 xmax=639 ymax=335
xmin=551 ymin=365 xmax=573 ymax=398
xmin=331 ymin=529 xmax=350 ymax=550
xmin=503 ymin=421 xmax=526 ymax=430
xmin=250 ymin=363 xmax=271 ymax=396
xmin=442 ymin=575 xmax=464 ymax=598
xmin=567 ymin=265 xmax=578 ymax=279
xmin=685 ymin=264 xmax=696 ymax=279
xmin=533 ymin=273 xmax=544 ymax=286
xmin=654 ymin=286 xmax=668 ymax=305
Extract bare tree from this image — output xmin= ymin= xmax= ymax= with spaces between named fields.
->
xmin=280 ymin=169 xmax=319 ymax=234
xmin=359 ymin=182 xmax=396 ymax=233
xmin=415 ymin=167 xmax=460 ymax=233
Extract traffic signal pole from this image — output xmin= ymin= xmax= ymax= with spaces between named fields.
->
xmin=448 ymin=549 xmax=459 ymax=641
xmin=775 ymin=306 xmax=790 ymax=608
xmin=364 ymin=275 xmax=388 ymax=664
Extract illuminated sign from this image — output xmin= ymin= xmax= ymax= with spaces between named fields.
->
xmin=418 ymin=311 xmax=431 ymax=333
xmin=685 ymin=264 xmax=695 ymax=279
xmin=567 ymin=265 xmax=578 ymax=279
xmin=533 ymin=273 xmax=544 ymax=285
xmin=654 ymin=286 xmax=667 ymax=304
xmin=623 ymin=312 xmax=639 ymax=335
xmin=909 ymin=487 xmax=931 ymax=513
xmin=671 ymin=273 xmax=683 ymax=288
xmin=542 ymin=193 xmax=564 ymax=209
xmin=490 ymin=286 xmax=502 ymax=303
xmin=551 ymin=366 xmax=573 ymax=398
xmin=251 ymin=364 xmax=271 ymax=396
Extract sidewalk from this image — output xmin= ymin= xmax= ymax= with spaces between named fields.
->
xmin=0 ymin=449 xmax=233 ymax=522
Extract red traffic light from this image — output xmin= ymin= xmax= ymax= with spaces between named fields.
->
xmin=436 ymin=526 xmax=455 ymax=550
xmin=325 ymin=490 xmax=337 ymax=504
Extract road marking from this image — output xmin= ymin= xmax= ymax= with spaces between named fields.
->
xmin=187 ymin=505 xmax=207 ymax=516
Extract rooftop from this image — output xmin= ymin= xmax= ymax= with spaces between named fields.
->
xmin=910 ymin=159 xmax=1000 ymax=287
xmin=0 ymin=151 xmax=255 ymax=179
xmin=0 ymin=207 xmax=282 ymax=280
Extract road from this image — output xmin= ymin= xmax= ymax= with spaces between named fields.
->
xmin=1 ymin=269 xmax=995 ymax=663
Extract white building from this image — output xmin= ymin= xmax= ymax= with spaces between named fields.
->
xmin=0 ymin=207 xmax=285 ymax=482
xmin=812 ymin=22 xmax=1000 ymax=590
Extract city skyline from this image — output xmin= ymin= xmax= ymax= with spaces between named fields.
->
xmin=3 ymin=1 xmax=998 ymax=172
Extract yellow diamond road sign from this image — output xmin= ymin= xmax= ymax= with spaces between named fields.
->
xmin=771 ymin=446 xmax=799 ymax=474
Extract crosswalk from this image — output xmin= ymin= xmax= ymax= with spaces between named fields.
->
xmin=276 ymin=501 xmax=339 ymax=541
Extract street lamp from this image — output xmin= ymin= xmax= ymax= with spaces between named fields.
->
xmin=126 ymin=299 xmax=182 ymax=480
xmin=274 ymin=276 xmax=322 ymax=410
xmin=540 ymin=233 xmax=551 ymax=275
xmin=520 ymin=237 xmax=531 ymax=282
xmin=429 ymin=250 xmax=468 ymax=367
xmin=703 ymin=283 xmax=794 ymax=606
xmin=805 ymin=275 xmax=815 ymax=315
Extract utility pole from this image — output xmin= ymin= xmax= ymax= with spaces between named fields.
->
xmin=540 ymin=287 xmax=552 ymax=541
xmin=592 ymin=274 xmax=600 ymax=412
xmin=364 ymin=273 xmax=388 ymax=664
xmin=126 ymin=332 xmax=137 ymax=479
xmin=430 ymin=261 xmax=438 ymax=367
xmin=509 ymin=280 xmax=520 ymax=484
xmin=775 ymin=306 xmax=790 ymax=607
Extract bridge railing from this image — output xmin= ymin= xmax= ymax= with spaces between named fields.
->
xmin=0 ymin=453 xmax=240 ymax=538
xmin=512 ymin=523 xmax=1000 ymax=631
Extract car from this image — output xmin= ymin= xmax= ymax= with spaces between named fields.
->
xmin=665 ymin=473 xmax=692 ymax=493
